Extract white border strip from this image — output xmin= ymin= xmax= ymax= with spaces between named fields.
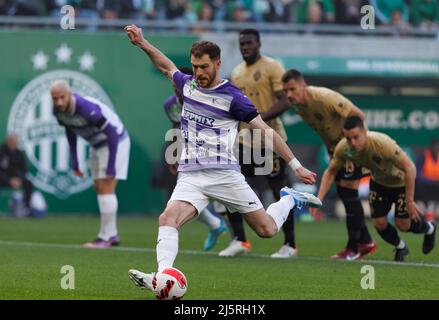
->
xmin=1 ymin=240 xmax=438 ymax=269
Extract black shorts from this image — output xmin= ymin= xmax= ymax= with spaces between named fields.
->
xmin=369 ymin=180 xmax=409 ymax=219
xmin=238 ymin=144 xmax=287 ymax=183
xmin=335 ymin=162 xmax=369 ymax=182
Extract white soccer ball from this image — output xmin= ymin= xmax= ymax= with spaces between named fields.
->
xmin=152 ymin=267 xmax=188 ymax=300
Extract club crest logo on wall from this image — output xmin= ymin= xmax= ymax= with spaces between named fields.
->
xmin=7 ymin=44 xmax=114 ymax=199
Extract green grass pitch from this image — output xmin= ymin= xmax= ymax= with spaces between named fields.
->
xmin=0 ymin=215 xmax=438 ymax=300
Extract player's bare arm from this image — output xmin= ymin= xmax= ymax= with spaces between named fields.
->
xmin=309 ymin=161 xmax=341 ymax=216
xmin=260 ymin=90 xmax=290 ymax=121
xmin=317 ymin=162 xmax=341 ymax=202
xmin=249 ymin=115 xmax=317 ymax=185
xmin=396 ymin=152 xmax=420 ymax=221
xmin=124 ymin=25 xmax=177 ymax=80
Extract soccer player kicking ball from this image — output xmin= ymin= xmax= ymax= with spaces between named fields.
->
xmin=124 ymin=24 xmax=322 ymax=293
xmin=51 ymin=80 xmax=130 ymax=248
xmin=310 ymin=116 xmax=436 ymax=262
xmin=163 ymin=66 xmax=228 ymax=252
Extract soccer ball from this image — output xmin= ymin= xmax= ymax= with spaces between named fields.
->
xmin=152 ymin=267 xmax=188 ymax=300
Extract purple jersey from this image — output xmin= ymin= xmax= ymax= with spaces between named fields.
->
xmin=163 ymin=95 xmax=182 ymax=125
xmin=54 ymin=93 xmax=127 ymax=176
xmin=172 ymin=71 xmax=258 ymax=172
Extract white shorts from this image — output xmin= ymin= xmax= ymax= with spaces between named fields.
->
xmin=90 ymin=136 xmax=130 ymax=180
xmin=168 ymin=169 xmax=263 ymax=214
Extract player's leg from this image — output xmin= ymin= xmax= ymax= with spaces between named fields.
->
xmin=369 ymin=181 xmax=408 ymax=261
xmin=129 ymin=199 xmax=198 ymax=291
xmin=198 ymin=206 xmax=221 ymax=230
xmin=210 ymin=171 xmax=321 ymax=239
xmin=157 ymin=200 xmax=199 ymax=269
xmin=218 ymin=210 xmax=251 ymax=256
xmin=22 ymin=177 xmax=33 ymax=211
xmin=393 ymin=191 xmax=436 ymax=255
xmin=204 ymin=169 xmax=281 ymax=239
xmin=225 ymin=210 xmax=247 ymax=242
xmin=199 ymin=206 xmax=228 ymax=251
xmin=83 ymin=177 xmax=119 ymax=248
xmin=267 ymin=156 xmax=297 ymax=258
xmin=84 ymin=137 xmax=130 ymax=248
xmin=332 ymin=165 xmax=374 ymax=260
xmin=218 ymin=145 xmax=254 ymax=256
xmin=128 ymin=171 xmax=208 ymax=292
xmin=243 ymin=187 xmax=321 ymax=238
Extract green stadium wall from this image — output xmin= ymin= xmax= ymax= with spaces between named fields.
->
xmin=0 ymin=29 xmax=197 ymax=214
xmin=1 ymin=30 xmax=438 ymax=214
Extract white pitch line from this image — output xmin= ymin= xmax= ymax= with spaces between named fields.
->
xmin=0 ymin=240 xmax=439 ymax=269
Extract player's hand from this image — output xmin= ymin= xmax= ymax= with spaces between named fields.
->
xmin=295 ymin=166 xmax=317 ymax=185
xmin=407 ymin=200 xmax=421 ymax=222
xmin=74 ymin=170 xmax=84 ymax=178
xmin=124 ymin=25 xmax=145 ymax=47
xmin=9 ymin=177 xmax=22 ymax=189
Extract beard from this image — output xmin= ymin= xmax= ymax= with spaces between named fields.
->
xmin=197 ymin=69 xmax=217 ymax=88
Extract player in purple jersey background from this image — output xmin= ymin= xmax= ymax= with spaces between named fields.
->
xmin=51 ymin=80 xmax=130 ymax=249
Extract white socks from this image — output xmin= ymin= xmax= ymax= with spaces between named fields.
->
xmin=266 ymin=195 xmax=295 ymax=232
xmin=396 ymin=239 xmax=406 ymax=249
xmin=198 ymin=208 xmax=221 ymax=230
xmin=97 ymin=194 xmax=118 ymax=241
xmin=427 ymin=222 xmax=435 ymax=235
xmin=157 ymin=226 xmax=179 ymax=272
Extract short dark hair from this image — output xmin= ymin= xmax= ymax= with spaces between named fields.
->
xmin=190 ymin=41 xmax=221 ymax=61
xmin=344 ymin=116 xmax=365 ymax=130
xmin=281 ymin=69 xmax=304 ymax=83
xmin=178 ymin=66 xmax=193 ymax=75
xmin=239 ymin=29 xmax=260 ymax=42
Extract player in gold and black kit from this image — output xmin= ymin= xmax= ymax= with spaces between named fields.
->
xmin=218 ymin=29 xmax=297 ymax=258
xmin=264 ymin=69 xmax=376 ymax=260
xmin=313 ymin=116 xmax=436 ymax=261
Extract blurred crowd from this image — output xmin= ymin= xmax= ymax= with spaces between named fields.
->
xmin=0 ymin=0 xmax=438 ymax=31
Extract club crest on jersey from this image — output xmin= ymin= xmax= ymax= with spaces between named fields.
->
xmin=253 ymin=71 xmax=261 ymax=81
xmin=7 ymin=70 xmax=114 ymax=199
xmin=189 ymin=79 xmax=197 ymax=94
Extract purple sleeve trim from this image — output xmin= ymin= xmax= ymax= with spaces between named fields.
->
xmin=229 ymin=92 xmax=259 ymax=123
xmin=75 ymin=94 xmax=107 ymax=128
xmin=172 ymin=71 xmax=192 ymax=93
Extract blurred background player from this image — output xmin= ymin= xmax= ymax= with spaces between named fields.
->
xmin=51 ymin=80 xmax=130 ymax=249
xmin=415 ymin=138 xmax=439 ymax=222
xmin=0 ymin=133 xmax=34 ymax=216
xmin=313 ymin=116 xmax=436 ymax=262
xmin=222 ymin=28 xmax=297 ymax=258
xmin=264 ymin=69 xmax=376 ymax=260
xmin=163 ymin=66 xmax=228 ymax=252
